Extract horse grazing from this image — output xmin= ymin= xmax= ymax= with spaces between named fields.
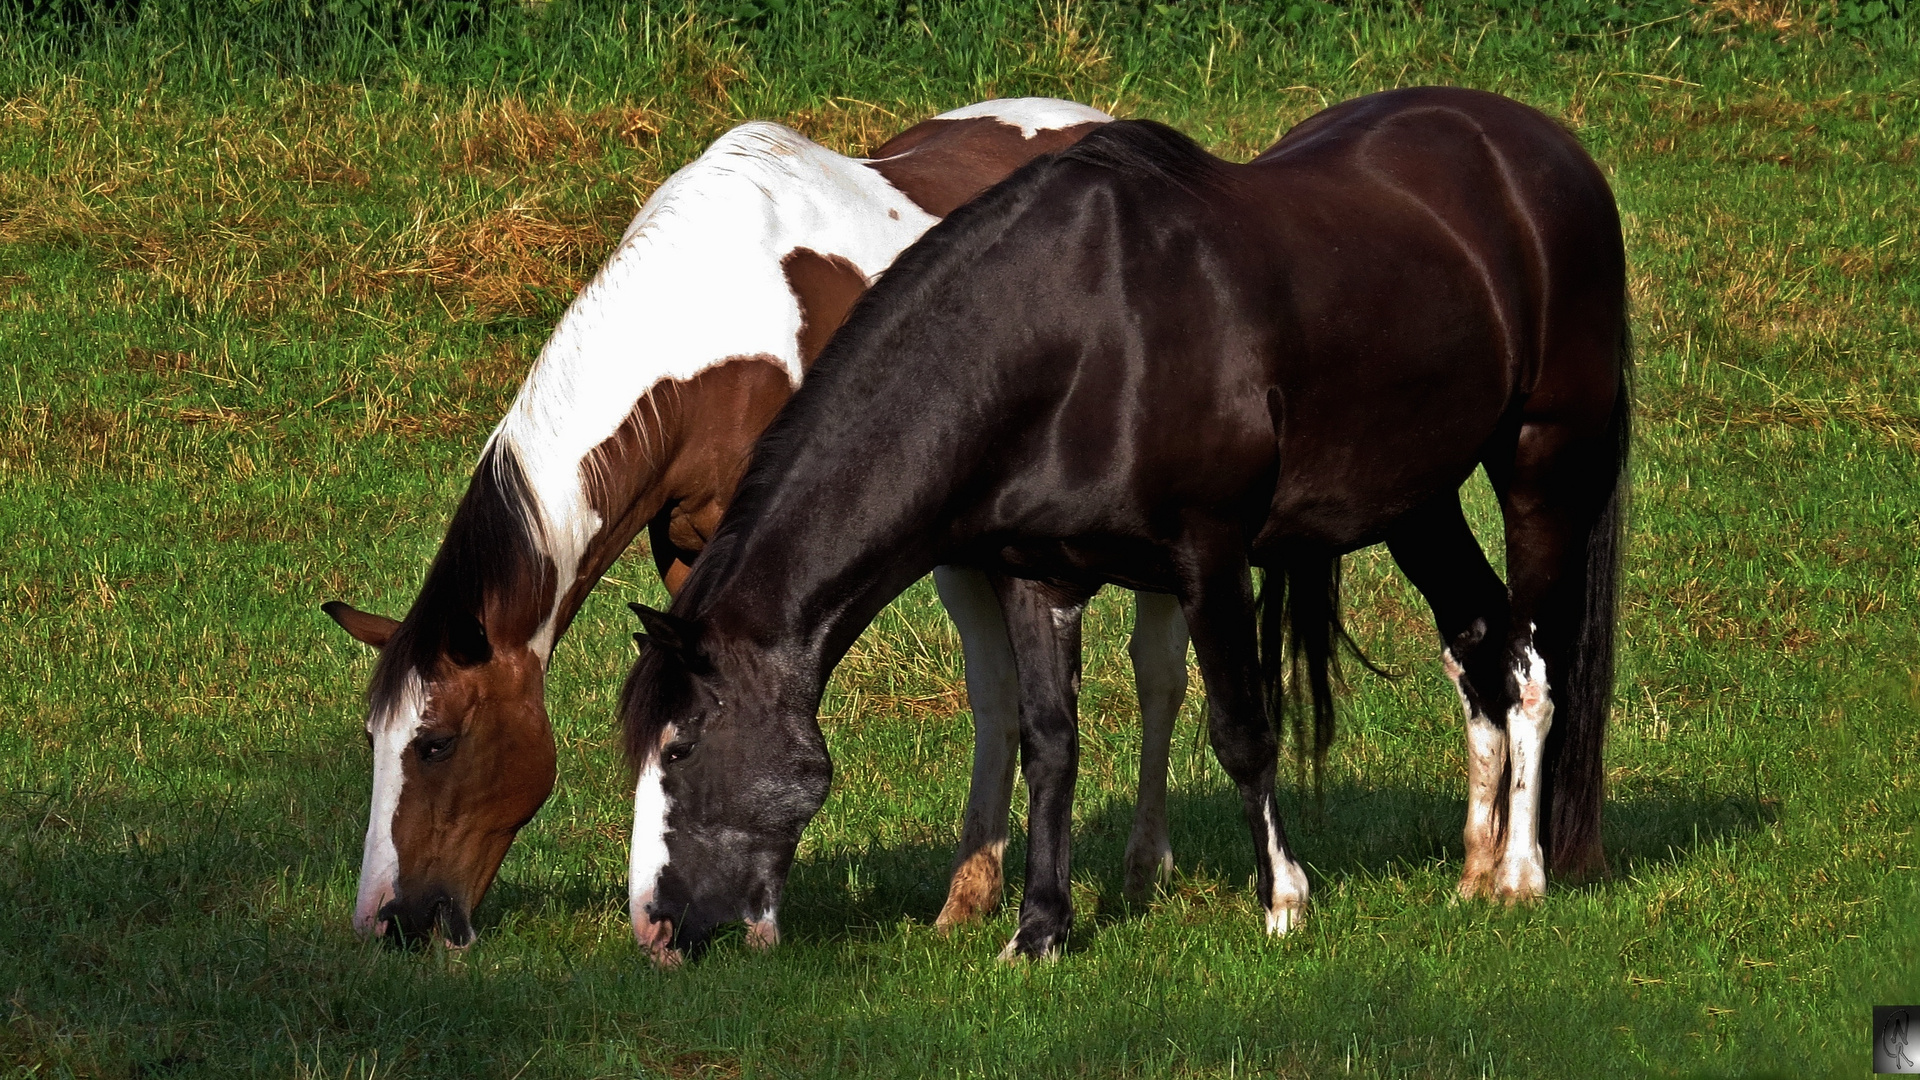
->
xmin=320 ymin=98 xmax=1147 ymax=946
xmin=619 ymin=86 xmax=1631 ymax=963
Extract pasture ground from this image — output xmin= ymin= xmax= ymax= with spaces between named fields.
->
xmin=1 ymin=4 xmax=1915 ymax=1076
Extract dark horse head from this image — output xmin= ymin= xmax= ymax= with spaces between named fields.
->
xmin=621 ymin=597 xmax=832 ymax=964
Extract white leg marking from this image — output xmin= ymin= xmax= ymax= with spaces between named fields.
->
xmin=1445 ymin=648 xmax=1507 ymax=901
xmin=629 ymin=724 xmax=678 ymax=958
xmin=1124 ymin=591 xmax=1186 ymax=899
xmin=933 ymin=566 xmax=1020 ymax=925
xmin=1262 ymin=802 xmax=1310 ymax=934
xmin=1496 ymin=645 xmax=1552 ymax=901
xmin=355 ymin=673 xmax=426 ymax=937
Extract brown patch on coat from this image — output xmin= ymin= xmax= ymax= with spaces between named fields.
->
xmin=866 ymin=116 xmax=1107 ymax=217
xmin=571 ymin=355 xmax=796 ymax=611
xmin=781 ymin=247 xmax=869 ymax=369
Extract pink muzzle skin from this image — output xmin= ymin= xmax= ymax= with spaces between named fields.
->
xmin=353 ymin=884 xmax=395 ymax=939
xmin=632 ymin=897 xmax=683 ymax=968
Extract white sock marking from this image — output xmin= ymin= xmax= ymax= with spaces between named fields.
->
xmin=1497 ymin=644 xmax=1552 ymax=899
xmin=1262 ymin=802 xmax=1309 ymax=934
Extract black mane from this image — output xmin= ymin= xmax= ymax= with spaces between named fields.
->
xmin=367 ymin=443 xmax=547 ymax=713
xmin=675 ymin=120 xmax=1231 ymax=623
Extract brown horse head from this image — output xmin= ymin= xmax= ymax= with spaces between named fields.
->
xmin=324 ymin=448 xmax=559 ymax=946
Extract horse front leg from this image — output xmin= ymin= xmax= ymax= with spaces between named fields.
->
xmin=1182 ymin=555 xmax=1308 ymax=934
xmin=931 ymin=565 xmax=1022 ymax=927
xmin=992 ymin=574 xmax=1093 ymax=961
xmin=1123 ymin=590 xmax=1187 ymax=903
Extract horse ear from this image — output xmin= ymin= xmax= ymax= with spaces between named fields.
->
xmin=447 ymin=612 xmax=491 ymax=667
xmin=323 ymin=601 xmax=399 ymax=650
xmin=629 ymin=602 xmax=706 ymax=670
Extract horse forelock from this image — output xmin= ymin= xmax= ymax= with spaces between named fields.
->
xmin=621 ymin=635 xmax=699 ymax=772
xmin=367 ymin=443 xmax=550 ymax=727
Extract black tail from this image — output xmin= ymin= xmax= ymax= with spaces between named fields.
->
xmin=1546 ymin=317 xmax=1633 ymax=881
xmin=1257 ymin=549 xmax=1390 ymax=799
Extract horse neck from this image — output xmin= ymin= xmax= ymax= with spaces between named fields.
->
xmin=485 ymin=122 xmax=933 ymax=657
xmin=684 ymin=373 xmax=973 ymax=689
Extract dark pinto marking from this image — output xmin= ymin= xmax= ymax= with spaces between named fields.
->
xmin=867 ymin=117 xmax=1108 ymax=217
xmin=579 ymin=355 xmax=796 ymax=598
xmin=620 ymin=87 xmax=1631 ymax=962
xmin=781 ymin=249 xmax=869 ymax=369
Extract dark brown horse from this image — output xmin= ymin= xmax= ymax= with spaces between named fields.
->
xmin=619 ymin=86 xmax=1631 ymax=962
xmin=318 ymin=99 xmax=1124 ymax=945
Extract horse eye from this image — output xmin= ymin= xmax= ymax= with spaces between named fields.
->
xmin=663 ymin=742 xmax=694 ymax=765
xmin=417 ymin=734 xmax=457 ymax=763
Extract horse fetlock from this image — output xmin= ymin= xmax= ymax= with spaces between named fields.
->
xmin=935 ymin=842 xmax=1005 ymax=929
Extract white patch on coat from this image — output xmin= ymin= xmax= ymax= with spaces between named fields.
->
xmin=355 ymin=672 xmax=427 ymax=936
xmin=1496 ymin=643 xmax=1553 ymax=899
xmin=927 ymin=97 xmax=1111 ymax=138
xmin=484 ymin=98 xmax=1111 ymax=663
xmin=1262 ymin=801 xmax=1310 ymax=934
xmin=493 ymin=121 xmax=946 ymax=659
xmin=628 ymin=724 xmax=677 ymax=943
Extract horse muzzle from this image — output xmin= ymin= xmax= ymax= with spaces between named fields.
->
xmin=378 ymin=889 xmax=475 ymax=949
xmin=632 ymin=908 xmax=683 ymax=967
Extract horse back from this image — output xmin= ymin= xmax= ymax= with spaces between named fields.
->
xmin=1239 ymin=88 xmax=1627 ymax=547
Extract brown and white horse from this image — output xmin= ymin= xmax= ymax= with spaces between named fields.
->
xmin=322 ymin=99 xmax=1193 ymax=945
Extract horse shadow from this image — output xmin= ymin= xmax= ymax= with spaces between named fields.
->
xmin=768 ymin=774 xmax=1782 ymax=946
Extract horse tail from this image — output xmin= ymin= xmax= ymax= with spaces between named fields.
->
xmin=1258 ymin=549 xmax=1389 ymax=800
xmin=1547 ymin=313 xmax=1634 ymax=881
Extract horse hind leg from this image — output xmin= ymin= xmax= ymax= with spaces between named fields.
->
xmin=1122 ymin=590 xmax=1187 ymax=904
xmin=1491 ymin=407 xmax=1628 ymax=899
xmin=932 ymin=565 xmax=1021 ymax=928
xmin=1188 ymin=549 xmax=1308 ymax=935
xmin=1386 ymin=493 xmax=1514 ymax=901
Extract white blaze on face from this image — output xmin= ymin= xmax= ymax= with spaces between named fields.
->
xmin=355 ymin=672 xmax=427 ymax=936
xmin=629 ymin=724 xmax=677 ymax=944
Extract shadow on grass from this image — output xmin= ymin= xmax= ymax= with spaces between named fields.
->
xmin=771 ymin=776 xmax=1782 ymax=946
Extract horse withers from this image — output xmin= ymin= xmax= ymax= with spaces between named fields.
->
xmin=320 ymin=98 xmax=1126 ymax=947
xmin=619 ymin=86 xmax=1631 ymax=962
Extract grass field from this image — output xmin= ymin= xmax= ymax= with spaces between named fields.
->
xmin=1 ymin=2 xmax=1916 ymax=1076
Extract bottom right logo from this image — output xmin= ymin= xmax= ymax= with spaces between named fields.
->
xmin=1879 ymin=1007 xmax=1920 ymax=1074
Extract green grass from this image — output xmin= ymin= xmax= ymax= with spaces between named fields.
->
xmin=2 ymin=3 xmax=1917 ymax=1076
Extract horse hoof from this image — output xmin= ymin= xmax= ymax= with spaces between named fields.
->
xmin=935 ymin=845 xmax=1004 ymax=929
xmin=1121 ymin=847 xmax=1173 ymax=905
xmin=997 ymin=927 xmax=1065 ymax=962
xmin=1264 ymin=900 xmax=1306 ymax=935
xmin=1492 ymin=858 xmax=1547 ymax=904
xmin=1455 ymin=869 xmax=1494 ymax=903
